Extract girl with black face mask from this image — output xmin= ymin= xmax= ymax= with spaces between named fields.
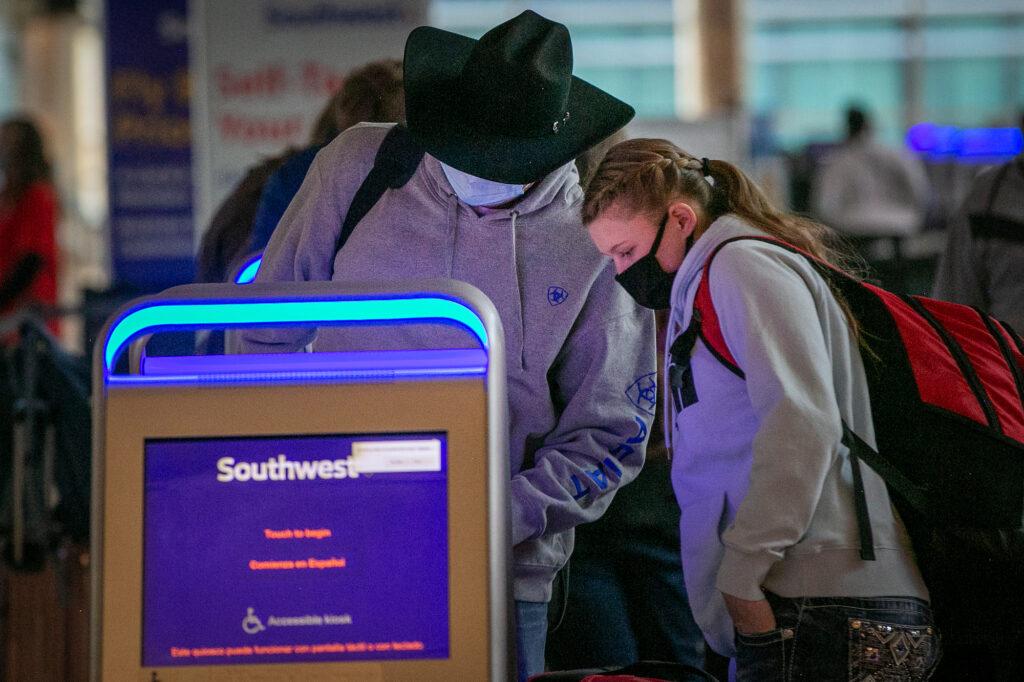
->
xmin=581 ymin=139 xmax=940 ymax=682
xmin=610 ymin=211 xmax=694 ymax=310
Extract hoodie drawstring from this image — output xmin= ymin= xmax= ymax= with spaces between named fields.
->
xmin=663 ymin=314 xmax=683 ymax=454
xmin=510 ymin=210 xmax=526 ymax=369
xmin=445 ymin=194 xmax=458 ymax=277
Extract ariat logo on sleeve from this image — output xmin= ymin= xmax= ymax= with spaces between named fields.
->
xmin=625 ymin=372 xmax=657 ymax=416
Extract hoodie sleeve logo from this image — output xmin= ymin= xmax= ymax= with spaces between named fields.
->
xmin=625 ymin=372 xmax=658 ymax=416
xmin=547 ymin=286 xmax=569 ymax=306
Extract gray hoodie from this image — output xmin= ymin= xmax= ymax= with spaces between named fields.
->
xmin=665 ymin=215 xmax=927 ymax=656
xmin=239 ymin=123 xmax=656 ymax=601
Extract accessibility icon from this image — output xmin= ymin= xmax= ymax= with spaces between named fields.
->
xmin=242 ymin=607 xmax=265 ymax=635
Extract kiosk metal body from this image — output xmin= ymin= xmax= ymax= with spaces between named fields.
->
xmin=92 ymin=281 xmax=510 ymax=681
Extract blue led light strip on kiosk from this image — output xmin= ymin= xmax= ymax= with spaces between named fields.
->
xmin=104 ymin=294 xmax=488 ymax=373
xmin=100 ymin=282 xmax=491 ymax=384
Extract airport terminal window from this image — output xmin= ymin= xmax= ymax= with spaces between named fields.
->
xmin=923 ymin=58 xmax=1007 ymax=128
xmin=751 ymin=60 xmax=903 ymax=148
xmin=575 ymin=64 xmax=675 ymax=119
xmin=572 ymin=23 xmax=676 ymax=119
xmin=432 ymin=0 xmax=678 ymax=120
xmin=748 ymin=19 xmax=904 ymax=148
xmin=0 ymin=21 xmax=15 ymax=118
xmin=746 ymin=2 xmax=1024 ymax=151
xmin=921 ymin=18 xmax=1016 ymax=128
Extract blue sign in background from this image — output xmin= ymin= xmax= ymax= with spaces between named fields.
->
xmin=142 ymin=432 xmax=449 ymax=667
xmin=106 ymin=0 xmax=196 ymax=290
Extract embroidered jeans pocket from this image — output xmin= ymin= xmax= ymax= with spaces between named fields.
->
xmin=848 ymin=617 xmax=937 ymax=681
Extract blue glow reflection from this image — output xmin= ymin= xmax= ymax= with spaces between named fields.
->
xmin=234 ymin=255 xmax=262 ymax=284
xmin=907 ymin=123 xmax=1023 ymax=159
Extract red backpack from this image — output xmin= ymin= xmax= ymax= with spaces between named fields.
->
xmin=668 ymin=236 xmax=1024 ymax=676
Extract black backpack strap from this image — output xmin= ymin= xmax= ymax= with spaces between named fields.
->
xmin=841 ymin=422 xmax=938 ymax=561
xmin=842 ymin=422 xmax=877 ymax=561
xmin=667 ymin=311 xmax=702 ymax=412
xmin=332 ymin=124 xmax=424 ymax=265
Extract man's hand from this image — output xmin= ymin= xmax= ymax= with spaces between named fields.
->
xmin=722 ymin=592 xmax=777 ymax=635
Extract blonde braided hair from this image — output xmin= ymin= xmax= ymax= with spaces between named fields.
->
xmin=583 ymin=138 xmax=866 ymax=339
xmin=582 ymin=138 xmax=858 ymax=273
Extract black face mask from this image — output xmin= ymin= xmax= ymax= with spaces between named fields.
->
xmin=615 ymin=214 xmax=689 ymax=310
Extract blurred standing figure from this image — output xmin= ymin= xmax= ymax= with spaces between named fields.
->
xmin=195 ymin=59 xmax=405 ymax=284
xmin=0 ymin=117 xmax=58 ymax=315
xmin=248 ymin=58 xmax=404 ymax=254
xmin=194 ymin=155 xmax=285 ymax=284
xmin=932 ymin=130 xmax=1024 ymax=333
xmin=813 ymin=106 xmax=930 ymax=242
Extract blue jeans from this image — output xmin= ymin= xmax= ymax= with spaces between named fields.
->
xmin=517 ymin=600 xmax=549 ymax=681
xmin=545 ymin=543 xmax=705 ymax=670
xmin=735 ymin=593 xmax=941 ymax=681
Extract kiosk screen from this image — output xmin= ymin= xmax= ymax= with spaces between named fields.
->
xmin=141 ymin=432 xmax=449 ymax=667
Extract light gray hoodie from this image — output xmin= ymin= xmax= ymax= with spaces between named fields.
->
xmin=239 ymin=123 xmax=656 ymax=602
xmin=665 ymin=215 xmax=928 ymax=656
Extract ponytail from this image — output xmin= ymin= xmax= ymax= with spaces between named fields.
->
xmin=583 ymin=138 xmax=860 ymax=275
xmin=705 ymin=157 xmax=862 ymax=274
xmin=583 ymin=138 xmax=866 ymax=337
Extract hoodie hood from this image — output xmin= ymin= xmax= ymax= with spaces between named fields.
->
xmin=663 ymin=214 xmax=766 ymax=449
xmin=670 ymin=213 xmax=765 ymax=313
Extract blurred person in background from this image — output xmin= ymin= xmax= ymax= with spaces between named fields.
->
xmin=812 ymin=106 xmax=930 ymax=263
xmin=932 ymin=113 xmax=1024 ymax=334
xmin=0 ymin=116 xmax=58 ymax=339
xmin=194 ymin=154 xmax=285 ymax=285
xmin=0 ymin=117 xmax=58 ymax=318
xmin=195 ymin=58 xmax=404 ymax=284
xmin=248 ymin=58 xmax=404 ymax=255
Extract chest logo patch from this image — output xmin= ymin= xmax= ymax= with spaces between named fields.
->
xmin=547 ymin=286 xmax=569 ymax=306
xmin=626 ymin=372 xmax=658 ymax=416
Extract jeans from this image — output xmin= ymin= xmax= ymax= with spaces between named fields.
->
xmin=735 ymin=593 xmax=941 ymax=681
xmin=545 ymin=543 xmax=705 ymax=670
xmin=517 ymin=600 xmax=549 ymax=681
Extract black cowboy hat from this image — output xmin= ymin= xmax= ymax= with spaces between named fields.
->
xmin=403 ymin=10 xmax=635 ymax=184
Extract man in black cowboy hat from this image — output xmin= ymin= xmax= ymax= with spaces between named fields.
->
xmin=240 ymin=11 xmax=655 ymax=679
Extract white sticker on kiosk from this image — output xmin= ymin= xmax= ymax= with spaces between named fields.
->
xmin=350 ymin=439 xmax=442 ymax=474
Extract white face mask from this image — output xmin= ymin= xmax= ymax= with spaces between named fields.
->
xmin=440 ymin=162 xmax=526 ymax=207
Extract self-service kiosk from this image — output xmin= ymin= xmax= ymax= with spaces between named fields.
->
xmin=92 ymin=280 xmax=510 ymax=681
